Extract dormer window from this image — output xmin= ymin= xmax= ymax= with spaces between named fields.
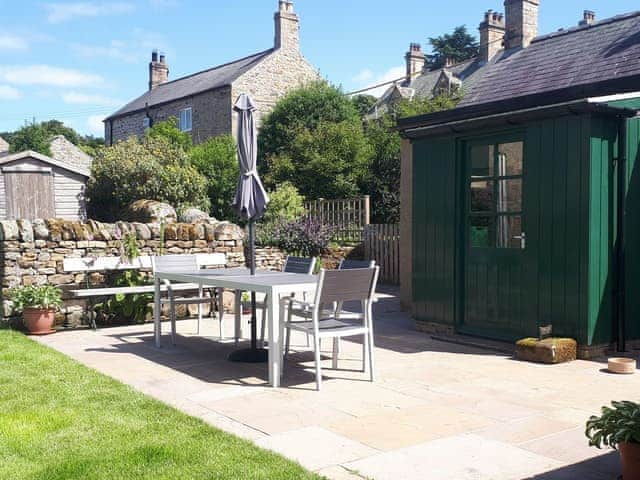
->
xmin=179 ymin=107 xmax=192 ymax=132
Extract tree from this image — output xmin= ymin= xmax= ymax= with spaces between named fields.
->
xmin=3 ymin=119 xmax=104 ymax=156
xmin=189 ymin=135 xmax=239 ymax=221
xmin=426 ymin=26 xmax=479 ymax=69
xmin=260 ymin=81 xmax=371 ymax=199
xmin=351 ymin=94 xmax=378 ymax=117
xmin=86 ymin=135 xmax=209 ymax=222
xmin=145 ymin=117 xmax=192 ymax=151
xmin=263 ymin=182 xmax=305 ymax=223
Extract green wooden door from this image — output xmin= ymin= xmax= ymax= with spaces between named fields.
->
xmin=461 ymin=134 xmax=530 ymax=340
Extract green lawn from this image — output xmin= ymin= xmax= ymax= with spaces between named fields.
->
xmin=0 ymin=329 xmax=322 ymax=480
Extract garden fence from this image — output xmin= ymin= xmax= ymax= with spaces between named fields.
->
xmin=364 ymin=224 xmax=400 ymax=285
xmin=304 ymin=196 xmax=370 ymax=243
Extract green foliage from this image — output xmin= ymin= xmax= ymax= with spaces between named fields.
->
xmin=3 ymin=119 xmax=104 ymax=156
xmin=9 ymin=285 xmax=63 ymax=312
xmin=120 ymin=232 xmax=140 ymax=263
xmin=145 ymin=117 xmax=192 ymax=151
xmin=189 ymin=135 xmax=239 ymax=221
xmin=394 ymin=93 xmax=462 ymax=119
xmin=351 ymin=94 xmax=378 ymax=117
xmin=267 ymin=120 xmax=372 ymax=199
xmin=86 ymin=135 xmax=209 ymax=221
xmin=264 ymin=182 xmax=305 ymax=223
xmin=586 ymin=401 xmax=640 ymax=449
xmin=96 ymin=271 xmax=152 ymax=325
xmin=426 ymin=25 xmax=479 ymax=69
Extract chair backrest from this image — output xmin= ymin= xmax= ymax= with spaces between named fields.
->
xmin=196 ymin=253 xmax=227 ymax=269
xmin=315 ymin=267 xmax=379 ymax=306
xmin=284 ymin=256 xmax=316 ymax=274
xmin=339 ymin=259 xmax=375 ymax=270
xmin=152 ymin=255 xmax=199 ymax=273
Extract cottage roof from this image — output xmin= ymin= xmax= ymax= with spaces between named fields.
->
xmin=0 ymin=150 xmax=91 ymax=177
xmin=105 ymin=49 xmax=274 ymax=120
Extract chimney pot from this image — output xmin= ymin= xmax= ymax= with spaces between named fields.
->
xmin=580 ymin=10 xmax=596 ymax=26
xmin=151 ymin=50 xmax=158 ymax=62
xmin=274 ymin=0 xmax=299 ymax=51
xmin=149 ymin=51 xmax=168 ymax=90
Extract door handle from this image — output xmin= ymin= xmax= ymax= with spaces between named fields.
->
xmin=512 ymin=232 xmax=526 ymax=249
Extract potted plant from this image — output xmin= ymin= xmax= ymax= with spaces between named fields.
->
xmin=9 ymin=284 xmax=63 ymax=335
xmin=586 ymin=400 xmax=640 ymax=480
xmin=241 ymin=292 xmax=252 ymax=315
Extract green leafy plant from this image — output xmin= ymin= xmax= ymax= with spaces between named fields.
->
xmin=95 ymin=271 xmax=152 ymax=325
xmin=9 ymin=285 xmax=63 ymax=312
xmin=120 ymin=232 xmax=140 ymax=264
xmin=263 ymin=182 xmax=305 ymax=223
xmin=586 ymin=401 xmax=640 ymax=449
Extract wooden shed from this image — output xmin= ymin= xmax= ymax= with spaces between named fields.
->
xmin=0 ymin=150 xmax=90 ymax=221
xmin=398 ymin=11 xmax=640 ymax=355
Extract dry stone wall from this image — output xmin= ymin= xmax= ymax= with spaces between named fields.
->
xmin=0 ymin=218 xmax=244 ymax=324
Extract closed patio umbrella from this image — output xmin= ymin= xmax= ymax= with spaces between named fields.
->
xmin=229 ymin=93 xmax=270 ymax=363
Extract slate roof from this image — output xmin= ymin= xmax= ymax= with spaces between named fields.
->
xmin=459 ymin=10 xmax=640 ymax=108
xmin=49 ymin=135 xmax=93 ymax=172
xmin=106 ymin=49 xmax=274 ymax=120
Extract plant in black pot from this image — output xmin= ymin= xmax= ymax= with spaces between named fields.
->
xmin=9 ymin=284 xmax=63 ymax=335
xmin=586 ymin=400 xmax=640 ymax=480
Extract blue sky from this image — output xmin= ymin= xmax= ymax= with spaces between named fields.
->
xmin=1 ymin=0 xmax=638 ymax=138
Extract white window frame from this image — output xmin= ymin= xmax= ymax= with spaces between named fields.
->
xmin=179 ymin=107 xmax=192 ymax=132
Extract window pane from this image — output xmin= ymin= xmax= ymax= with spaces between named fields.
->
xmin=496 ymin=179 xmax=522 ymax=212
xmin=470 ymin=216 xmax=495 ymax=248
xmin=470 ymin=144 xmax=494 ymax=178
xmin=471 ymin=180 xmax=493 ymax=213
xmin=497 ymin=215 xmax=524 ymax=249
xmin=497 ymin=141 xmax=523 ymax=176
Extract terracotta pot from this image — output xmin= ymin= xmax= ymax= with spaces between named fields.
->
xmin=22 ymin=308 xmax=56 ymax=335
xmin=620 ymin=442 xmax=640 ymax=480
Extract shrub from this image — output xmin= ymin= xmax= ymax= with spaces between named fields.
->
xmin=264 ymin=182 xmax=305 ymax=223
xmin=86 ymin=135 xmax=209 ymax=221
xmin=189 ymin=135 xmax=239 ymax=221
xmin=586 ymin=401 xmax=640 ymax=449
xmin=9 ymin=285 xmax=63 ymax=312
xmin=95 ymin=271 xmax=152 ymax=325
xmin=145 ymin=117 xmax=192 ymax=151
xmin=257 ymin=217 xmax=333 ymax=257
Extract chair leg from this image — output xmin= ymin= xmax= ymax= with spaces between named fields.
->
xmin=197 ymin=286 xmax=203 ymax=335
xmin=284 ymin=326 xmax=291 ymax=358
xmin=332 ymin=337 xmax=339 ymax=369
xmin=367 ymin=303 xmax=375 ymax=382
xmin=260 ymin=297 xmax=267 ymax=347
xmin=314 ymin=335 xmax=322 ymax=391
xmin=170 ymin=299 xmax=177 ymax=346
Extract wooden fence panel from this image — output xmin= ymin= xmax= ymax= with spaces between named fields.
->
xmin=364 ymin=224 xmax=400 ymax=285
xmin=304 ymin=196 xmax=370 ymax=243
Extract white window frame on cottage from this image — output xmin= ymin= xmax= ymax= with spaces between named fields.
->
xmin=179 ymin=107 xmax=192 ymax=132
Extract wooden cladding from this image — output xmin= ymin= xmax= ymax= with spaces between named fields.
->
xmin=5 ymin=171 xmax=55 ymax=220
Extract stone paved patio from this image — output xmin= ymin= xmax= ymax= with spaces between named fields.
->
xmin=36 ymin=288 xmax=637 ymax=479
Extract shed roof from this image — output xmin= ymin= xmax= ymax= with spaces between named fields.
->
xmin=0 ymin=150 xmax=91 ymax=177
xmin=49 ymin=135 xmax=93 ymax=172
xmin=105 ymin=49 xmax=274 ymax=120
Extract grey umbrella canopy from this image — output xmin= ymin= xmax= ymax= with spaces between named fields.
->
xmin=229 ymin=93 xmax=270 ymax=363
xmin=232 ymin=93 xmax=269 ymax=221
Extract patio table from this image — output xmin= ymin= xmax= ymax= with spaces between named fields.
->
xmin=153 ymin=268 xmax=317 ymax=387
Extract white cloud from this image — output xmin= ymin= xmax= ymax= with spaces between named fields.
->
xmin=71 ymin=31 xmax=171 ymax=64
xmin=351 ymin=65 xmax=406 ymax=98
xmin=87 ymin=115 xmax=105 ymax=136
xmin=62 ymin=92 xmax=122 ymax=106
xmin=0 ymin=65 xmax=104 ymax=87
xmin=45 ymin=2 xmax=134 ymax=23
xmin=71 ymin=40 xmax=139 ymax=63
xmin=0 ymin=85 xmax=21 ymax=100
xmin=0 ymin=34 xmax=29 ymax=52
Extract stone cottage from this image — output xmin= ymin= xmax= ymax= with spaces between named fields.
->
xmin=104 ymin=1 xmax=319 ymax=145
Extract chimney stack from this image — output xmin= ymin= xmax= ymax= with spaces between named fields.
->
xmin=479 ymin=10 xmax=505 ymax=62
xmin=149 ymin=49 xmax=169 ymax=91
xmin=275 ymin=0 xmax=299 ymax=51
xmin=579 ymin=10 xmax=596 ymax=26
xmin=504 ymin=0 xmax=540 ymax=50
xmin=405 ymin=43 xmax=425 ymax=82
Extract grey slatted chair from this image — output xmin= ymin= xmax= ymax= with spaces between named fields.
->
xmin=152 ymin=255 xmax=220 ymax=344
xmin=281 ymin=267 xmax=380 ymax=390
xmin=244 ymin=256 xmax=316 ymax=345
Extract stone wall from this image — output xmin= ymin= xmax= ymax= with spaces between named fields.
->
xmin=251 ymin=244 xmax=364 ymax=272
xmin=0 ymin=218 xmax=244 ymax=324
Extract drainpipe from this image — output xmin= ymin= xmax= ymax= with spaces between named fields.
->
xmin=615 ymin=116 xmax=628 ymax=352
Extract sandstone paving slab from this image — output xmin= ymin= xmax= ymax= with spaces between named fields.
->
xmin=327 ymin=404 xmax=494 ymax=451
xmin=255 ymin=426 xmax=378 ymax=471
xmin=199 ymin=411 xmax=267 ymax=442
xmin=344 ymin=433 xmax=563 ymax=480
xmin=316 ymin=465 xmax=370 ymax=480
xmin=474 ymin=415 xmax=577 ymax=445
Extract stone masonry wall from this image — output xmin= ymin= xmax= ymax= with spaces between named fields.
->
xmin=0 ymin=218 xmax=244 ymax=324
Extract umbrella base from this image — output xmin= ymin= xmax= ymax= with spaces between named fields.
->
xmin=228 ymin=347 xmax=268 ymax=363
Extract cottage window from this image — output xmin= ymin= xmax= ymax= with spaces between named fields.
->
xmin=468 ymin=140 xmax=524 ymax=249
xmin=179 ymin=108 xmax=192 ymax=132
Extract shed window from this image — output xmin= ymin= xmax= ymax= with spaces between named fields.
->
xmin=468 ymin=140 xmax=524 ymax=249
xmin=179 ymin=108 xmax=192 ymax=132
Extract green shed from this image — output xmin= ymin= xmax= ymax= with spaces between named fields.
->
xmin=397 ymin=10 xmax=640 ymax=356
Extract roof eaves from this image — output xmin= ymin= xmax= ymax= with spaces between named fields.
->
xmin=0 ymin=150 xmax=91 ymax=177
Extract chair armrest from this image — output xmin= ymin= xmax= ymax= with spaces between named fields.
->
xmin=162 ymin=279 xmax=174 ymax=296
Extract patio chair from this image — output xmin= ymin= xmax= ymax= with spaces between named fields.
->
xmin=152 ymin=255 xmax=223 ymax=344
xmin=242 ymin=256 xmax=316 ymax=346
xmin=281 ymin=266 xmax=380 ymax=390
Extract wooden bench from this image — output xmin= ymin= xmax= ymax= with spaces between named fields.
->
xmin=63 ymin=254 xmax=227 ymax=329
